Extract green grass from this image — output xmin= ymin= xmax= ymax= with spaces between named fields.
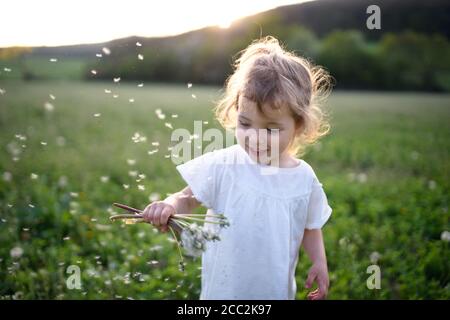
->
xmin=0 ymin=57 xmax=91 ymax=80
xmin=0 ymin=80 xmax=449 ymax=299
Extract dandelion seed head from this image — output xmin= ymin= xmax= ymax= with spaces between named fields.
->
xmin=10 ymin=247 xmax=23 ymax=259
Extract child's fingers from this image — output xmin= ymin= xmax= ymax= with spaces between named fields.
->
xmin=160 ymin=206 xmax=174 ymax=226
xmin=142 ymin=203 xmax=156 ymax=223
xmin=307 ymin=288 xmax=319 ymax=300
xmin=152 ymin=204 xmax=164 ymax=227
xmin=317 ymin=278 xmax=328 ymax=299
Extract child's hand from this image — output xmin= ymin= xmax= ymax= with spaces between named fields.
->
xmin=142 ymin=201 xmax=176 ymax=233
xmin=305 ymin=262 xmax=329 ymax=300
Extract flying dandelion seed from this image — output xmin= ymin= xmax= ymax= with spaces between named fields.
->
xmin=138 ymin=54 xmax=144 ymax=60
xmin=165 ymin=122 xmax=173 ymax=129
xmin=151 ymin=141 xmax=160 ymax=146
xmin=102 ymin=47 xmax=111 ymax=55
xmin=155 ymin=108 xmax=166 ymax=119
xmin=128 ymin=170 xmax=138 ymax=177
xmin=96 ymin=53 xmax=103 ymax=58
xmin=4 ymin=67 xmax=12 ymax=72
xmin=113 ymin=94 xmax=119 ymax=98
xmin=127 ymin=159 xmax=136 ymax=166
xmin=3 ymin=172 xmax=12 ymax=182
xmin=70 ymin=192 xmax=79 ymax=197
xmin=123 ymin=184 xmax=130 ymax=189
xmin=94 ymin=113 xmax=101 ymax=117
xmin=441 ymin=231 xmax=450 ymax=242
xmin=30 ymin=173 xmax=38 ymax=180
xmin=63 ymin=236 xmax=70 ymax=241
xmin=113 ymin=77 xmax=121 ymax=83
xmin=131 ymin=132 xmax=146 ymax=143
xmin=91 ymin=70 xmax=97 ymax=75
xmin=149 ymin=193 xmax=160 ymax=202
xmin=191 ymin=94 xmax=197 ymax=99
xmin=138 ymin=174 xmax=146 ymax=179
xmin=0 ymin=88 xmax=5 ymax=95
xmin=100 ymin=176 xmax=109 ymax=183
xmin=28 ymin=204 xmax=35 ymax=208
xmin=187 ymin=83 xmax=192 ymax=88
xmin=104 ymin=89 xmax=111 ymax=94
xmin=172 ymin=114 xmax=178 ymax=118
xmin=40 ymin=141 xmax=47 ymax=146
xmin=203 ymin=121 xmax=208 ymax=124
xmin=148 ymin=149 xmax=158 ymax=155
xmin=138 ymin=83 xmax=144 ymax=87
xmin=49 ymin=94 xmax=56 ymax=100
xmin=138 ymin=185 xmax=145 ymax=191
xmin=136 ymin=42 xmax=142 ymax=47
xmin=50 ymin=58 xmax=58 ymax=62
xmin=129 ymin=98 xmax=135 ymax=103
xmin=44 ymin=102 xmax=54 ymax=112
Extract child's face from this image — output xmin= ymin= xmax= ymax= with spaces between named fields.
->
xmin=235 ymin=95 xmax=299 ymax=165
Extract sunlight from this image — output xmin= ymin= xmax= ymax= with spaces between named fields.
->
xmin=0 ymin=0 xmax=306 ymax=47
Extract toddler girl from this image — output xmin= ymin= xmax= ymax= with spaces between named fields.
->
xmin=143 ymin=36 xmax=333 ymax=300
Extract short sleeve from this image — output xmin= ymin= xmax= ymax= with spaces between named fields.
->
xmin=305 ymin=178 xmax=332 ymax=229
xmin=175 ymin=149 xmax=225 ymax=212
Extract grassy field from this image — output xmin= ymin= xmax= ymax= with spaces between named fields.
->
xmin=0 ymin=80 xmax=449 ymax=299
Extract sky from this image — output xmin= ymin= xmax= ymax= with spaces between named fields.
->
xmin=0 ymin=0 xmax=308 ymax=48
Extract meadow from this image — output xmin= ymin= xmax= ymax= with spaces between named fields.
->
xmin=0 ymin=80 xmax=449 ymax=299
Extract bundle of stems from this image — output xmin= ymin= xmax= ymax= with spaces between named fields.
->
xmin=110 ymin=202 xmax=229 ymax=271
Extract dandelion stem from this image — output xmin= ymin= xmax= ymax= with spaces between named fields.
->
xmin=173 ymin=215 xmax=225 ymax=225
xmin=168 ymin=225 xmax=184 ymax=271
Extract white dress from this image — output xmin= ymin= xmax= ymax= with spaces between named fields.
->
xmin=176 ymin=144 xmax=332 ymax=300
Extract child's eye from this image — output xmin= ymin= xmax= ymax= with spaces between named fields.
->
xmin=239 ymin=121 xmax=250 ymax=128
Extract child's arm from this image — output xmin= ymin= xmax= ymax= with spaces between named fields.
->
xmin=302 ymin=229 xmax=329 ymax=300
xmin=142 ymin=186 xmax=201 ymax=233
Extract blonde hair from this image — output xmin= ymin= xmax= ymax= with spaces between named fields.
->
xmin=214 ymin=36 xmax=333 ymax=157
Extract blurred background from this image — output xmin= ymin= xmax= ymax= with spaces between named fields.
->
xmin=0 ymin=0 xmax=449 ymax=299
